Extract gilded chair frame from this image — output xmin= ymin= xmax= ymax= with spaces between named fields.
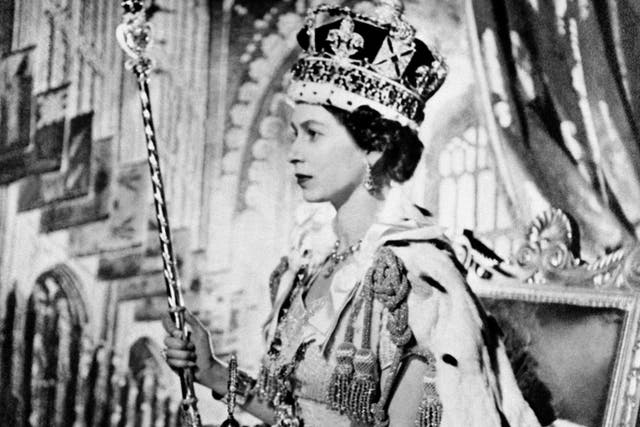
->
xmin=463 ymin=209 xmax=640 ymax=427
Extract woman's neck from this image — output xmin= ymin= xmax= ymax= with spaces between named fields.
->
xmin=333 ymin=185 xmax=388 ymax=249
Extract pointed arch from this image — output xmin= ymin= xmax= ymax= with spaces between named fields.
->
xmin=128 ymin=337 xmax=164 ymax=378
xmin=0 ymin=286 xmax=18 ymax=426
xmin=21 ymin=263 xmax=88 ymax=427
xmin=128 ymin=337 xmax=167 ymax=426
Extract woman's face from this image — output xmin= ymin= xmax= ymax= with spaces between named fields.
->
xmin=288 ymin=103 xmax=366 ymax=206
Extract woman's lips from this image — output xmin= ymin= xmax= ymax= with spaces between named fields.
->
xmin=295 ymin=174 xmax=312 ymax=186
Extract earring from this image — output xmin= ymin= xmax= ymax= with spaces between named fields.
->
xmin=363 ymin=160 xmax=376 ymax=194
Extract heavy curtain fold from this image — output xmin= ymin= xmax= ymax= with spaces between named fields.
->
xmin=468 ymin=0 xmax=640 ymax=255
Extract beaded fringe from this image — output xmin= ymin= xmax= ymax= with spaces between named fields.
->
xmin=326 ymin=283 xmax=381 ymax=423
xmin=415 ymin=348 xmax=442 ymax=427
xmin=327 ymin=342 xmax=356 ymax=413
xmin=348 ymin=348 xmax=378 ymax=423
xmin=347 ymin=272 xmax=378 ymax=424
xmin=327 ymin=292 xmax=364 ymax=414
xmin=325 ymin=248 xmax=425 ymax=425
xmin=415 ymin=382 xmax=443 ymax=427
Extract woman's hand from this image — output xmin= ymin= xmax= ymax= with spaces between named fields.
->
xmin=161 ymin=311 xmax=276 ymax=423
xmin=162 ymin=310 xmax=218 ymax=384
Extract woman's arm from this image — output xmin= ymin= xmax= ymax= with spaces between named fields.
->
xmin=162 ymin=313 xmax=276 ymax=423
xmin=191 ymin=360 xmax=276 ymax=423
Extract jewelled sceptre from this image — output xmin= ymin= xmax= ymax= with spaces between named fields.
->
xmin=115 ymin=1 xmax=203 ymax=426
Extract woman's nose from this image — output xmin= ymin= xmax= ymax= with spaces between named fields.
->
xmin=288 ymin=136 xmax=303 ymax=165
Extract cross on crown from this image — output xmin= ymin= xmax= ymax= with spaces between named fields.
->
xmin=289 ymin=2 xmax=448 ymax=129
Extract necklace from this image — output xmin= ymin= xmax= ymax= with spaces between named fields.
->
xmin=324 ymin=239 xmax=362 ymax=277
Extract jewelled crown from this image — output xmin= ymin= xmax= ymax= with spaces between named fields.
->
xmin=287 ymin=0 xmax=448 ymax=130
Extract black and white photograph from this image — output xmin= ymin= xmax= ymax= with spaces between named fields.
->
xmin=0 ymin=0 xmax=639 ymax=426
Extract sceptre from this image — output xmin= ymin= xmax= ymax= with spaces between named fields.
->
xmin=115 ymin=1 xmax=203 ymax=425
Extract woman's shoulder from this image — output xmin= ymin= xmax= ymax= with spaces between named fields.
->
xmin=375 ymin=224 xmax=468 ymax=298
xmin=370 ymin=190 xmax=466 ymax=295
xmin=369 ymin=228 xmax=487 ymax=350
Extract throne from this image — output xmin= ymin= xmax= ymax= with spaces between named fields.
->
xmin=460 ymin=209 xmax=640 ymax=427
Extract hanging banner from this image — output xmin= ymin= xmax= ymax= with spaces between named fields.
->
xmin=70 ymin=160 xmax=150 ymax=256
xmin=61 ymin=111 xmax=93 ymax=198
xmin=104 ymin=161 xmax=150 ymax=250
xmin=0 ymin=46 xmax=35 ymax=184
xmin=17 ymin=110 xmax=93 ymax=211
xmin=0 ymin=46 xmax=33 ymax=154
xmin=0 ymin=81 xmax=72 ymax=186
xmin=40 ymin=136 xmax=112 ymax=232
xmin=114 ymin=227 xmax=192 ymax=300
xmin=29 ymin=83 xmax=70 ymax=172
xmin=75 ymin=160 xmax=149 ymax=278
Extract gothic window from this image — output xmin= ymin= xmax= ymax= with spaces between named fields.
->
xmin=21 ymin=265 xmax=87 ymax=427
xmin=80 ymin=344 xmax=122 ymax=427
xmin=0 ymin=288 xmax=18 ymax=426
xmin=437 ymin=125 xmax=517 ymax=257
xmin=124 ymin=337 xmax=177 ymax=427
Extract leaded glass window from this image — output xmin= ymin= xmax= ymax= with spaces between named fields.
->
xmin=437 ymin=125 xmax=517 ymax=258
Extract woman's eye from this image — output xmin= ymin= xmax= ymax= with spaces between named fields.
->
xmin=307 ymin=129 xmax=320 ymax=140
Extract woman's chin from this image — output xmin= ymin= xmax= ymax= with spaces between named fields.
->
xmin=301 ymin=194 xmax=324 ymax=203
xmin=300 ymin=189 xmax=328 ymax=204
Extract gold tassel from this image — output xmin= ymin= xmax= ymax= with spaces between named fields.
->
xmin=327 ymin=292 xmax=364 ymax=414
xmin=416 ymin=381 xmax=443 ymax=427
xmin=327 ymin=342 xmax=356 ymax=413
xmin=347 ymin=271 xmax=378 ymax=423
xmin=348 ymin=348 xmax=378 ymax=423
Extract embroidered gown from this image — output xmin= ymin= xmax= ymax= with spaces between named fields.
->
xmin=258 ymin=187 xmax=541 ymax=427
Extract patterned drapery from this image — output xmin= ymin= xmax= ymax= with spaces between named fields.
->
xmin=468 ymin=0 xmax=640 ymax=255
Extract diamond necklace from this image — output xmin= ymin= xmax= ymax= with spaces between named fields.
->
xmin=323 ymin=239 xmax=362 ymax=277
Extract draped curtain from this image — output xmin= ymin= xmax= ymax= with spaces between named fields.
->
xmin=467 ymin=0 xmax=640 ymax=255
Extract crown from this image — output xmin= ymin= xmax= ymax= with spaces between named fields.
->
xmin=287 ymin=1 xmax=448 ymax=130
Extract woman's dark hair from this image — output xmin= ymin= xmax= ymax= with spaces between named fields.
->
xmin=325 ymin=105 xmax=423 ymax=186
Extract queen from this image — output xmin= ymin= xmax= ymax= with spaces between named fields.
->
xmin=163 ymin=1 xmax=540 ymax=426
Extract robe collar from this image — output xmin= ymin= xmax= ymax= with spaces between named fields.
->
xmin=311 ymin=186 xmax=446 ymax=349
